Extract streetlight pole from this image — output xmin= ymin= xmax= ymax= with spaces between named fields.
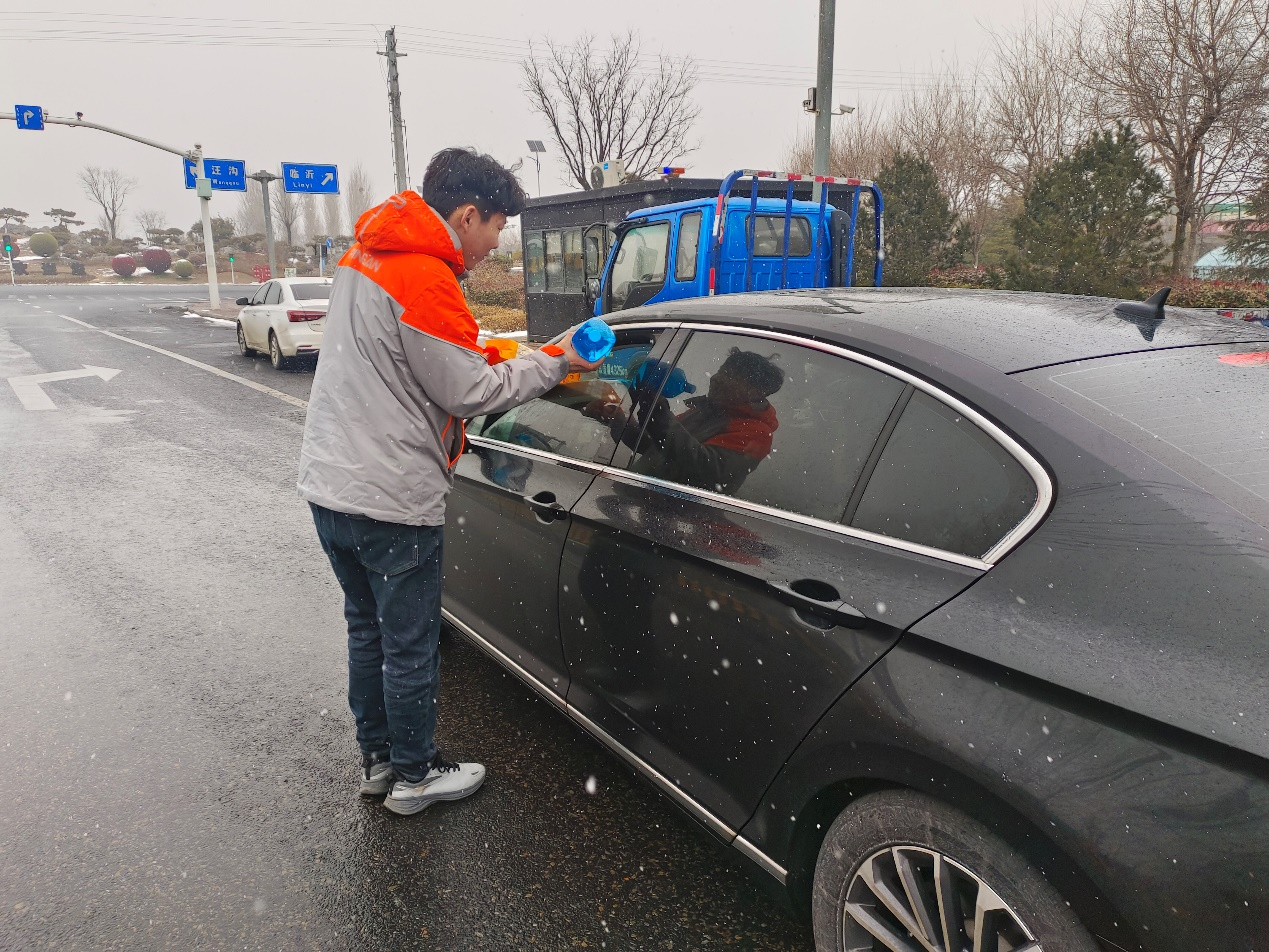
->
xmin=811 ymin=0 xmax=836 ymax=202
xmin=0 ymin=110 xmax=221 ymax=307
xmin=249 ymin=170 xmax=280 ymax=278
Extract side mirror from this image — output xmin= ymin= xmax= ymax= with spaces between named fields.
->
xmin=236 ymin=297 xmax=249 ymax=306
xmin=584 ymin=278 xmax=600 ymax=309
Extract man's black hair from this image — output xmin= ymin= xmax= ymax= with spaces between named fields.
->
xmin=421 ymin=148 xmax=529 ymax=220
xmin=721 ymin=348 xmax=785 ymax=397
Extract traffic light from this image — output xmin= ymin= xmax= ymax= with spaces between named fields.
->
xmin=228 ymin=254 xmax=234 ymax=263
xmin=2 ymin=234 xmax=12 ymax=257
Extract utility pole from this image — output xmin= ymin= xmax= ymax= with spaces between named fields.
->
xmin=1 ymin=109 xmax=221 ymax=306
xmin=249 ymin=170 xmax=280 ymax=278
xmin=379 ymin=27 xmax=409 ymax=194
xmin=811 ymin=0 xmax=836 ymax=202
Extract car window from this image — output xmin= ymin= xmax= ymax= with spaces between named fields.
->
xmin=468 ymin=329 xmax=671 ymax=465
xmin=290 ymin=283 xmax=331 ymax=301
xmin=249 ymin=283 xmax=269 ymax=306
xmin=850 ymin=391 xmax=1038 ymax=558
xmin=545 ymin=231 xmax=563 ymax=293
xmin=741 ymin=215 xmax=812 ymax=257
xmin=525 ymin=232 xmax=545 ymax=292
xmin=675 ymin=212 xmax=702 ymax=282
xmin=609 ymin=221 xmax=670 ymax=311
xmin=264 ymin=283 xmax=283 ymax=306
xmin=623 ymin=330 xmax=907 ymax=522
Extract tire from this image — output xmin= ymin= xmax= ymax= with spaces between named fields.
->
xmin=268 ymin=331 xmax=290 ymax=371
xmin=811 ymin=790 xmax=1098 ymax=952
xmin=237 ymin=322 xmax=257 ymax=357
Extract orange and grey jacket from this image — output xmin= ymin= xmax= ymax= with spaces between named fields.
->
xmin=297 ymin=191 xmax=569 ymax=526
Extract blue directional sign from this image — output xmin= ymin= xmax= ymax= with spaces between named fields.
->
xmin=15 ymin=105 xmax=44 ymax=131
xmin=281 ymin=162 xmax=340 ymax=194
xmin=182 ymin=157 xmax=247 ymax=191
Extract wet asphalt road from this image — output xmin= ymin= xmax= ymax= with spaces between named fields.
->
xmin=0 ymin=286 xmax=814 ymax=951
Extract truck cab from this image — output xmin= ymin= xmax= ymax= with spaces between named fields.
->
xmin=591 ymin=169 xmax=883 ymax=316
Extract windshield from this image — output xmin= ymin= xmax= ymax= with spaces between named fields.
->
xmin=290 ymin=283 xmax=332 ymax=301
xmin=1024 ymin=346 xmax=1269 ymax=529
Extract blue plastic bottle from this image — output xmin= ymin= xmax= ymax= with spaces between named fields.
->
xmin=571 ymin=317 xmax=616 ymax=363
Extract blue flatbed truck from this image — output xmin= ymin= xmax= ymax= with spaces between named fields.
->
xmin=588 ymin=168 xmax=884 ymax=316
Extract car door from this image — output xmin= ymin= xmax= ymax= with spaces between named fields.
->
xmin=558 ymin=326 xmax=999 ymax=831
xmin=241 ymin=282 xmax=270 ymax=348
xmin=442 ymin=326 xmax=677 ymax=701
xmin=259 ymin=280 xmax=284 ymax=344
xmin=604 ymin=217 xmax=674 ymax=313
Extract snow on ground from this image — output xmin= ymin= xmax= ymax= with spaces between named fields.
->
xmin=182 ymin=310 xmax=236 ymax=327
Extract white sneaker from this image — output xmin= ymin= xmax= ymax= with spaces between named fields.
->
xmin=383 ymin=752 xmax=486 ymax=816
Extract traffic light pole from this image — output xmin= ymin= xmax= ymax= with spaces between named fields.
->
xmin=0 ymin=110 xmax=221 ymax=307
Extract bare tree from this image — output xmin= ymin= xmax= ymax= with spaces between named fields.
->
xmin=323 ymin=191 xmax=344 ymax=239
xmin=784 ymin=104 xmax=899 ymax=182
xmin=301 ymin=196 xmax=322 ymax=246
xmin=79 ymin=166 xmax=137 ymax=240
xmin=236 ymin=180 xmax=266 ymax=237
xmin=271 ymin=187 xmax=302 ymax=246
xmin=135 ymin=209 xmax=166 ymax=246
xmin=522 ymin=31 xmax=699 ymax=190
xmin=895 ymin=66 xmax=1007 ymax=266
xmin=344 ymin=163 xmax=376 ymax=233
xmin=987 ymin=10 xmax=1093 ymax=193
xmin=1078 ymin=0 xmax=1269 ymax=271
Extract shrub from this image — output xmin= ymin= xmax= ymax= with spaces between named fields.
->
xmin=173 ymin=259 xmax=194 ymax=279
xmin=1145 ymin=277 xmax=1269 ymax=310
xmin=188 ymin=253 xmax=206 ymax=268
xmin=926 ymin=266 xmax=1005 ymax=289
xmin=112 ymin=254 xmax=137 ymax=277
xmin=41 ymin=260 xmax=57 ymax=276
xmin=70 ymin=261 xmax=86 ymax=277
xmin=465 ymin=258 xmax=526 ymax=309
xmin=141 ymin=246 xmax=172 ymax=274
xmin=28 ymin=232 xmax=59 ymax=257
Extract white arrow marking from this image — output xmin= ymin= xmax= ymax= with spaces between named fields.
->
xmin=321 ymin=172 xmax=334 ymax=186
xmin=8 ymin=365 xmax=122 ymax=411
xmin=23 ymin=109 xmax=34 ymax=123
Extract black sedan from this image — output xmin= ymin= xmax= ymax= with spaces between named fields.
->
xmin=442 ymin=287 xmax=1269 ymax=952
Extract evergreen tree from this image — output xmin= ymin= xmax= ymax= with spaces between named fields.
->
xmin=1007 ymin=125 xmax=1166 ymax=297
xmin=872 ymin=152 xmax=960 ymax=286
xmin=1226 ymin=180 xmax=1269 ymax=280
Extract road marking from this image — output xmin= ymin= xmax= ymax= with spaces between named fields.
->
xmin=55 ymin=314 xmax=309 ymax=410
xmin=8 ymin=365 xmax=122 ymax=411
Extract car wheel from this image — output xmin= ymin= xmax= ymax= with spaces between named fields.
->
xmin=269 ymin=331 xmax=289 ymax=371
xmin=811 ymin=790 xmax=1098 ymax=952
xmin=237 ymin=322 xmax=257 ymax=357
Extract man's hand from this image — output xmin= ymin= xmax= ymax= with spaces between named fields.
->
xmin=559 ymin=335 xmax=605 ymax=374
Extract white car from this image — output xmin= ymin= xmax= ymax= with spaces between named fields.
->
xmin=235 ymin=277 xmax=334 ymax=370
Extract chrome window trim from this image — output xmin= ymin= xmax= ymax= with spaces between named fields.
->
xmin=668 ymin=322 xmax=1052 ymax=565
xmin=441 ymin=606 xmax=789 ymax=886
xmin=466 ymin=319 xmax=1052 ymax=567
xmin=598 ymin=467 xmax=993 ymax=572
xmin=466 ymin=434 xmax=608 ymax=474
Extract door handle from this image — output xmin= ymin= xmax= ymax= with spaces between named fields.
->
xmin=768 ymin=580 xmax=867 ymax=629
xmin=522 ymin=491 xmax=568 ymax=521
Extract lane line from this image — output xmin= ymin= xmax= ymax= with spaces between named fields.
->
xmin=56 ymin=314 xmax=309 ymax=410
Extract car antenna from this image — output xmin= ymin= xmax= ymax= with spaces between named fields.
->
xmin=1113 ymin=286 xmax=1170 ymax=342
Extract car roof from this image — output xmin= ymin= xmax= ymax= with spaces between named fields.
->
xmin=610 ymin=287 xmax=1269 ymax=373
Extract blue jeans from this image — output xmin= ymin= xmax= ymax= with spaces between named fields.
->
xmin=310 ymin=503 xmax=442 ymax=784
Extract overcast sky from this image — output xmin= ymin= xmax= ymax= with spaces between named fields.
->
xmin=2 ymin=0 xmax=1068 ymax=237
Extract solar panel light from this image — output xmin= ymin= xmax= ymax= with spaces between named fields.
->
xmin=526 ymin=140 xmax=547 ymax=153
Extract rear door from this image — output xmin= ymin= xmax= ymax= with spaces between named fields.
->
xmin=443 ymin=326 xmax=677 ymax=699
xmin=558 ymin=326 xmax=1004 ymax=830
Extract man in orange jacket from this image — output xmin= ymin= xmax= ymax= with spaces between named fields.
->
xmin=298 ymin=149 xmax=600 ymax=815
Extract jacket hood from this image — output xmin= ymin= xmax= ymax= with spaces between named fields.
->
xmin=352 ymin=191 xmax=465 ymax=275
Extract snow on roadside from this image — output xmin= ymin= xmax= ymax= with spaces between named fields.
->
xmin=183 ymin=310 xmax=236 ymax=327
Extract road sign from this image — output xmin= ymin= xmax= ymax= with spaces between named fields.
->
xmin=183 ymin=158 xmax=247 ymax=191
xmin=252 ymin=265 xmax=270 ymax=283
xmin=325 ymin=237 xmax=333 ymax=249
xmin=281 ymin=162 xmax=339 ymax=194
xmin=15 ymin=105 xmax=44 ymax=131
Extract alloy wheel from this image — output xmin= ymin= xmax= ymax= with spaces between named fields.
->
xmin=842 ymin=846 xmax=1040 ymax=952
